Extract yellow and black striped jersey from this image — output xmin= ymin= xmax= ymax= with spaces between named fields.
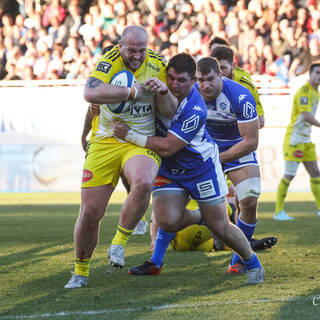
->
xmin=233 ymin=67 xmax=264 ymax=117
xmin=90 ymin=45 xmax=167 ymax=141
xmin=284 ymin=82 xmax=320 ymax=145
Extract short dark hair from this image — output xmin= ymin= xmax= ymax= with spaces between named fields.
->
xmin=310 ymin=60 xmax=320 ymax=73
xmin=210 ymin=46 xmax=234 ymax=64
xmin=208 ymin=36 xmax=229 ymax=50
xmin=167 ymin=53 xmax=196 ymax=80
xmin=197 ymin=57 xmax=221 ymax=75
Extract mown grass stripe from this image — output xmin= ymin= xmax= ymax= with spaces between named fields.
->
xmin=0 ymin=295 xmax=315 ymax=319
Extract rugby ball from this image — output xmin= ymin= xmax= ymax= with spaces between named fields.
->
xmin=107 ymin=70 xmax=136 ymax=114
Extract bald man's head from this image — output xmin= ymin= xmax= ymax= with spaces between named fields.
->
xmin=121 ymin=26 xmax=148 ymax=44
xmin=119 ymin=26 xmax=148 ymax=71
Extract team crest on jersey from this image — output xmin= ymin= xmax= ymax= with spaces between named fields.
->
xmin=238 ymin=94 xmax=247 ymax=102
xmin=300 ymin=96 xmax=308 ymax=105
xmin=181 ymin=114 xmax=199 ymax=133
xmin=219 ymin=102 xmax=227 ymax=110
xmin=96 ymin=61 xmax=111 ymax=73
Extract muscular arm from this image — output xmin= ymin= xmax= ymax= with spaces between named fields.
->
xmin=219 ymin=119 xmax=259 ymax=164
xmin=145 ymin=133 xmax=186 ymax=158
xmin=155 ymin=93 xmax=178 ymax=119
xmin=83 ymin=76 xmax=131 ymax=104
xmin=112 ymin=120 xmax=186 ymax=158
xmin=301 ymin=111 xmax=320 ymax=127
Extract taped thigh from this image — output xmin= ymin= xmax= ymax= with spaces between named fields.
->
xmin=235 ymin=177 xmax=261 ymax=201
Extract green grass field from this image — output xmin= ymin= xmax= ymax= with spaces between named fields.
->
xmin=1 ymin=192 xmax=320 ymax=320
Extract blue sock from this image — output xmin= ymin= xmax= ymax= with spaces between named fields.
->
xmin=242 ymin=253 xmax=261 ymax=270
xmin=151 ymin=228 xmax=176 ymax=268
xmin=231 ymin=218 xmax=257 ymax=265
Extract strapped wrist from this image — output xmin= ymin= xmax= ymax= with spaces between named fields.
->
xmin=128 ymin=87 xmax=138 ymax=100
xmin=125 ymin=129 xmax=147 ymax=147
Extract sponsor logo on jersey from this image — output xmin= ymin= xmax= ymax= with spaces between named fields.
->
xmin=147 ymin=62 xmax=160 ymax=72
xmin=190 ymin=231 xmax=203 ymax=250
xmin=193 ymin=105 xmax=202 ymax=111
xmin=293 ymin=150 xmax=304 ymax=158
xmin=300 ymin=96 xmax=308 ymax=105
xmin=197 ymin=179 xmax=216 ymax=198
xmin=238 ymin=94 xmax=247 ymax=102
xmin=82 ymin=169 xmax=93 ymax=182
xmin=96 ymin=61 xmax=111 ymax=73
xmin=154 ymin=176 xmax=172 ymax=186
xmin=147 ymin=150 xmax=161 ymax=162
xmin=181 ymin=114 xmax=200 ymax=133
xmin=123 ymin=104 xmax=153 ymax=118
xmin=243 ymin=101 xmax=255 ymax=119
xmin=170 ymin=168 xmax=186 ymax=175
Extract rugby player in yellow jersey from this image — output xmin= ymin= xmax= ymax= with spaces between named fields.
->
xmin=208 ymin=36 xmax=265 ymax=129
xmin=274 ymin=61 xmax=320 ymax=220
xmin=65 ymin=26 xmax=178 ymax=289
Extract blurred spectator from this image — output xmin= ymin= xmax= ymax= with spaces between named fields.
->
xmin=60 ymin=1 xmax=82 ymax=46
xmin=243 ymin=44 xmax=264 ymax=74
xmin=289 ymin=37 xmax=320 ymax=76
xmin=0 ymin=0 xmax=319 ymax=81
xmin=42 ymin=0 xmax=66 ymax=28
xmin=270 ymin=26 xmax=286 ymax=58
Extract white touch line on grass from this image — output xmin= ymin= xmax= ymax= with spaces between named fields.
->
xmin=0 ymin=296 xmax=315 ymax=319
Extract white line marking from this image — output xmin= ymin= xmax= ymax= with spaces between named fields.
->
xmin=0 ymin=296 xmax=315 ymax=319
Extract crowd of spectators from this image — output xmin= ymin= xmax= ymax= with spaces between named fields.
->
xmin=0 ymin=0 xmax=320 ymax=84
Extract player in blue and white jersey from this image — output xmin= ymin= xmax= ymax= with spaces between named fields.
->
xmin=196 ymin=57 xmax=261 ymax=275
xmin=112 ymin=53 xmax=265 ymax=284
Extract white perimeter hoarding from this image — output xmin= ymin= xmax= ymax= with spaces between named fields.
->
xmin=0 ymin=79 xmax=319 ymax=192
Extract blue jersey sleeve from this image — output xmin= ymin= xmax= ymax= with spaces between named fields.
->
xmin=233 ymin=87 xmax=257 ymax=123
xmin=168 ymin=95 xmax=207 ymax=144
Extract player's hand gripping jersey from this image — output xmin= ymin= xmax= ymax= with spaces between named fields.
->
xmin=284 ymin=82 xmax=320 ymax=146
xmin=90 ymin=45 xmax=167 ymax=141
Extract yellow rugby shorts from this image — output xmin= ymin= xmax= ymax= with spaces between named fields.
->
xmin=82 ymin=137 xmax=161 ymax=188
xmin=283 ymin=142 xmax=317 ymax=162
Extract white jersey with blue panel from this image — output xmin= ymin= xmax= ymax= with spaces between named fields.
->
xmin=153 ymin=87 xmax=228 ymax=204
xmin=195 ymin=77 xmax=259 ymax=172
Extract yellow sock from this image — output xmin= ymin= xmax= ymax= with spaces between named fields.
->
xmin=310 ymin=177 xmax=320 ymax=210
xmin=275 ymin=178 xmax=290 ymax=213
xmin=111 ymin=224 xmax=134 ymax=247
xmin=74 ymin=258 xmax=90 ymax=277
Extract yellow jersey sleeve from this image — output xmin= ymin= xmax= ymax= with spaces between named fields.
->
xmin=234 ymin=70 xmax=264 ymax=117
xmin=90 ymin=46 xmax=122 ymax=83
